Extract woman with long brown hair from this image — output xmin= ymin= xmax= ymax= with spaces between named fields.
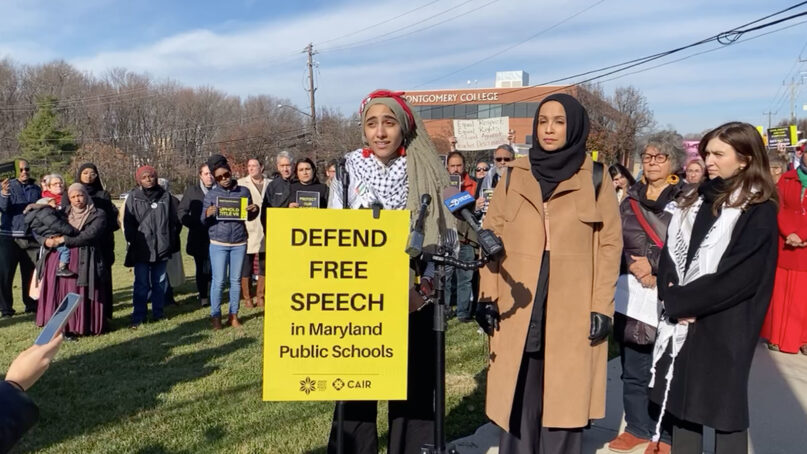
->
xmin=650 ymin=122 xmax=778 ymax=454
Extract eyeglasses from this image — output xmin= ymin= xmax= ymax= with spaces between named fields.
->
xmin=19 ymin=167 xmax=30 ymax=172
xmin=215 ymin=172 xmax=231 ymax=181
xmin=641 ymin=153 xmax=669 ymax=164
xmin=83 ymin=172 xmax=98 ymax=178
xmin=494 ymin=157 xmax=513 ymax=163
xmin=475 ymin=167 xmax=489 ymax=172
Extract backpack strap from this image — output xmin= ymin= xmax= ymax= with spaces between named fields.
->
xmin=592 ymin=161 xmax=603 ymax=200
xmin=505 ymin=166 xmax=513 ymax=194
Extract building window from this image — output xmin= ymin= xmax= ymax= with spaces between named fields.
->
xmin=454 ymin=104 xmax=466 ymax=119
xmin=478 ymin=104 xmax=490 ymax=119
xmin=466 ymin=105 xmax=478 ymax=119
xmin=526 ymin=103 xmax=540 ymax=118
xmin=515 ymin=103 xmax=528 ymax=118
xmin=502 ymin=103 xmax=515 ymax=117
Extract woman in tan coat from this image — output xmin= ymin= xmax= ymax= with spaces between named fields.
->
xmin=477 ymin=93 xmax=622 ymax=453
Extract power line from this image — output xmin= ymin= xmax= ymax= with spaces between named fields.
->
xmin=319 ymin=0 xmax=496 ymax=53
xmin=430 ymin=3 xmax=807 ymax=108
xmin=413 ymin=0 xmax=606 ymax=88
xmin=315 ymin=0 xmax=441 ymax=46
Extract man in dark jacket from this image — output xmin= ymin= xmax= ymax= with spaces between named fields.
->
xmin=263 ymin=150 xmax=294 ymax=208
xmin=178 ymin=163 xmax=214 ymax=307
xmin=123 ymin=165 xmax=181 ymax=327
xmin=0 ymin=159 xmax=41 ymax=317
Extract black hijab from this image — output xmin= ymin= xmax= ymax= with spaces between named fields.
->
xmin=528 ymin=93 xmax=590 ymax=200
xmin=76 ymin=163 xmax=104 ymax=197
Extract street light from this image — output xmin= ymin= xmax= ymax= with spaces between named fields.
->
xmin=277 ymin=104 xmax=316 ymax=134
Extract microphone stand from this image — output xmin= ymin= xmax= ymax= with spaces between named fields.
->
xmin=420 ymin=249 xmax=490 ymax=454
xmin=334 ymin=158 xmax=350 ymax=454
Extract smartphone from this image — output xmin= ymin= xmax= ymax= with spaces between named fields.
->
xmin=34 ymin=293 xmax=80 ymax=345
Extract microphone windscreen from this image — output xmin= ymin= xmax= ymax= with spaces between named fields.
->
xmin=442 ymin=188 xmax=475 ymax=215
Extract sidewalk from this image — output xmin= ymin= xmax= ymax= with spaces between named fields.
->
xmin=450 ymin=342 xmax=807 ymax=454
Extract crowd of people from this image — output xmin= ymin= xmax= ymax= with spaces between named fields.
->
xmin=0 ymin=88 xmax=804 ymax=454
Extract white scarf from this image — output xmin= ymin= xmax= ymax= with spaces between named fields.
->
xmin=649 ymin=187 xmax=750 ymax=442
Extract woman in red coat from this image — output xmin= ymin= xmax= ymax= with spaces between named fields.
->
xmin=762 ymin=155 xmax=807 ymax=354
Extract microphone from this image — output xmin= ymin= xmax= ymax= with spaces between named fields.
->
xmin=442 ymin=187 xmax=504 ymax=257
xmin=405 ymin=194 xmax=432 ymax=257
xmin=336 ymin=158 xmax=350 ymax=209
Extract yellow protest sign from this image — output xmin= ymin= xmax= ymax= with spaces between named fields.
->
xmin=262 ymin=208 xmax=410 ymax=401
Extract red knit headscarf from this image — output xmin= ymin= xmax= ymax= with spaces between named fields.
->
xmin=359 ymin=90 xmax=416 ymax=158
xmin=135 ymin=165 xmax=157 ymax=182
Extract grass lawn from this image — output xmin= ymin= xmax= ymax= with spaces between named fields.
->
xmin=0 ymin=228 xmax=491 ymax=453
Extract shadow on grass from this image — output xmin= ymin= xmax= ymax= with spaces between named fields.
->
xmin=15 ymin=317 xmax=255 ymax=453
xmin=446 ymin=368 xmax=488 ymax=442
xmin=0 ymin=311 xmax=36 ymax=329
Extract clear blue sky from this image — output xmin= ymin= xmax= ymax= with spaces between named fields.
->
xmin=2 ymin=0 xmax=806 ymax=134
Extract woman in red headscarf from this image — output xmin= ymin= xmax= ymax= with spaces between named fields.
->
xmin=326 ymin=90 xmax=455 ymax=454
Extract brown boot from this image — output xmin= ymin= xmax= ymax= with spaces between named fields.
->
xmin=255 ymin=275 xmax=265 ymax=307
xmin=241 ymin=277 xmax=255 ymax=308
xmin=211 ymin=316 xmax=222 ymax=330
xmin=229 ymin=313 xmax=242 ymax=328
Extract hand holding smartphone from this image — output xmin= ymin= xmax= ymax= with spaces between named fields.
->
xmin=34 ymin=293 xmax=80 ymax=345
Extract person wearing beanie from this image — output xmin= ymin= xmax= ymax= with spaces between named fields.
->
xmin=123 ymin=165 xmax=181 ymax=328
xmin=178 ymin=162 xmax=215 ymax=307
xmin=201 ymin=154 xmax=259 ymax=330
xmin=326 ymin=90 xmax=456 ymax=454
xmin=69 ymin=163 xmax=120 ymax=321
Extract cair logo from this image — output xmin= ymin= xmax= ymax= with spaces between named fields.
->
xmin=331 ymin=378 xmax=371 ymax=390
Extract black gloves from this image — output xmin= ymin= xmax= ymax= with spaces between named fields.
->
xmin=475 ymin=302 xmax=500 ymax=336
xmin=588 ymin=312 xmax=611 ymax=346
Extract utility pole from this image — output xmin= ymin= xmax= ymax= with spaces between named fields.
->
xmin=304 ymin=43 xmax=317 ymax=135
xmin=785 ymin=77 xmax=803 ymax=125
xmin=763 ymin=111 xmax=775 ymax=130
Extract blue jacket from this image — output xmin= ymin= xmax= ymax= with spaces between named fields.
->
xmin=0 ymin=179 xmax=41 ymax=238
xmin=201 ymin=182 xmax=253 ymax=244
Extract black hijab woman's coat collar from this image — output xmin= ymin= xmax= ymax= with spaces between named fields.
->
xmin=528 ymin=93 xmax=590 ymax=200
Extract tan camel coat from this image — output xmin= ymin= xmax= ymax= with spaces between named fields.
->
xmin=238 ymin=175 xmax=270 ymax=254
xmin=479 ymin=157 xmax=622 ymax=429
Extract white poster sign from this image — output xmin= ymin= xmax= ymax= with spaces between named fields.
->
xmin=453 ymin=117 xmax=509 ymax=151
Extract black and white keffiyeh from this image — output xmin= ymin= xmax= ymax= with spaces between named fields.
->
xmin=330 ymin=149 xmax=409 ymax=210
xmin=648 ymin=186 xmax=752 ymax=442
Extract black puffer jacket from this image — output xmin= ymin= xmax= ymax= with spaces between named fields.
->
xmin=123 ymin=187 xmax=181 ymax=265
xmin=619 ymin=181 xmax=683 ymax=274
xmin=616 ymin=180 xmax=683 ymax=344
xmin=23 ymin=204 xmax=78 ymax=238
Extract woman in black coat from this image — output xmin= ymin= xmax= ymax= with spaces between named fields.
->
xmin=650 ymin=122 xmax=778 ymax=454
xmin=70 ymin=163 xmax=119 ymax=320
xmin=287 ymin=158 xmax=329 ymax=208
xmin=177 ymin=163 xmax=214 ymax=307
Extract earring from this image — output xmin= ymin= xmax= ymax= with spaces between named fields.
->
xmin=398 ymin=145 xmax=406 ymax=157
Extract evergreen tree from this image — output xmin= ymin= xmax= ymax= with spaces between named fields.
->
xmin=17 ymin=96 xmax=77 ymax=178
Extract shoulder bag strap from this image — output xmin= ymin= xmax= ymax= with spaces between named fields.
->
xmin=629 ymin=198 xmax=664 ymax=248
